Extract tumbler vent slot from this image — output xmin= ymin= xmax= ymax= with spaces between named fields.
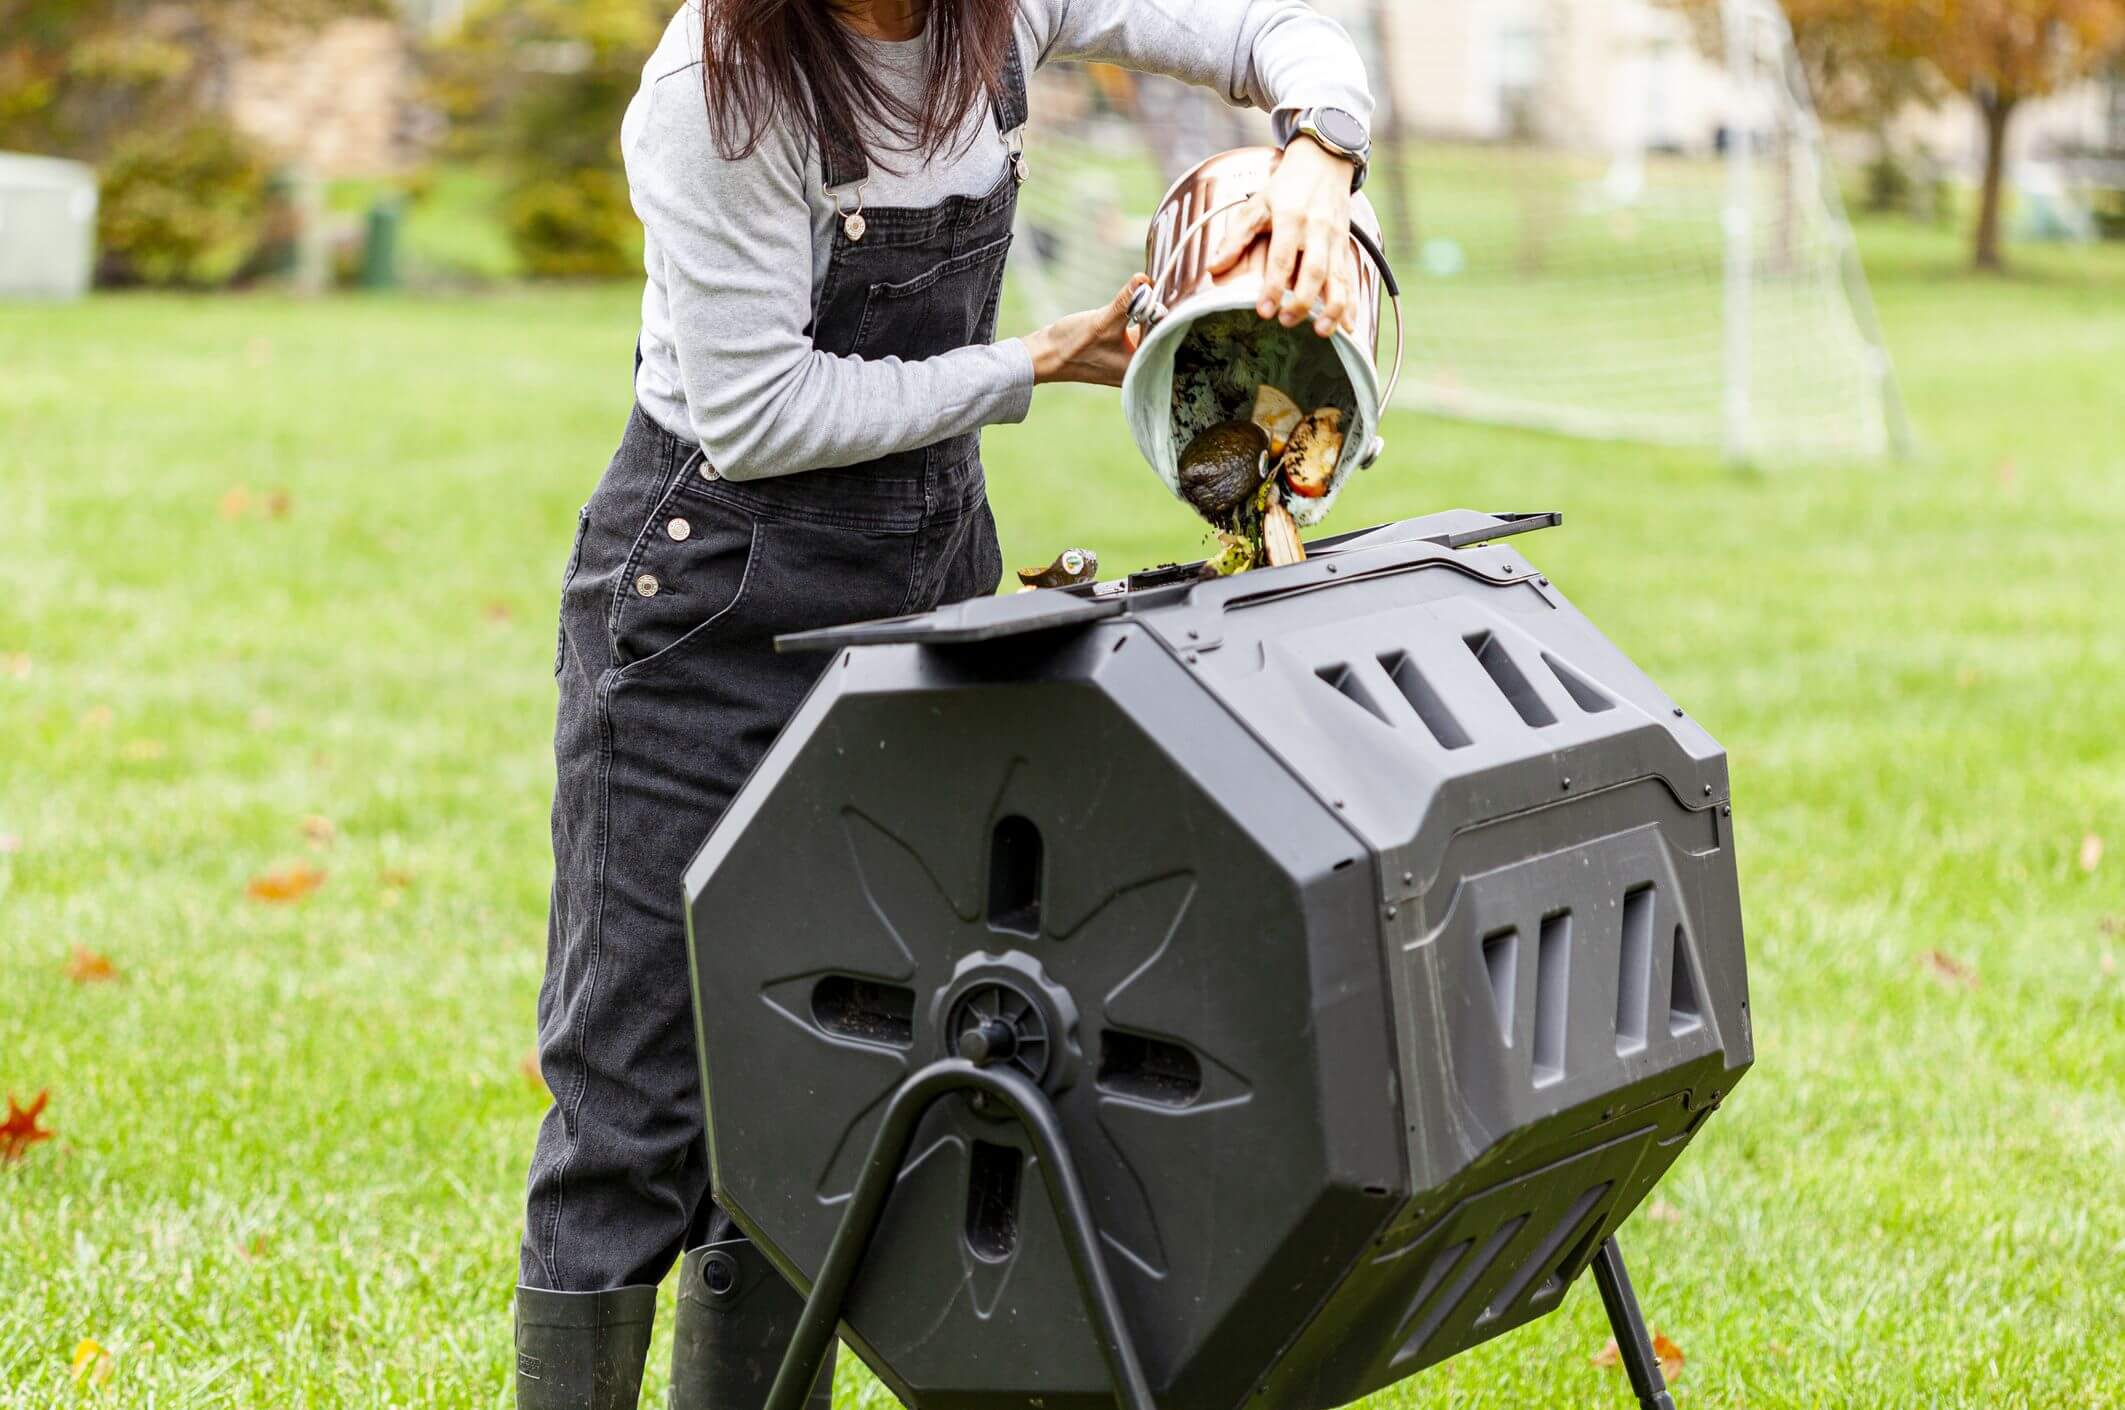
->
xmin=1097 ymin=1030 xmax=1202 ymax=1106
xmin=1615 ymin=886 xmax=1655 ymax=1055
xmin=1542 ymin=653 xmax=1616 ymax=714
xmin=987 ymin=815 xmax=1043 ymax=938
xmin=1481 ymin=928 xmax=1517 ymax=1046
xmin=1378 ymin=651 xmax=1473 ymax=749
xmin=1464 ymin=631 xmax=1557 ymax=728
xmin=811 ymin=976 xmax=916 ymax=1048
xmin=1669 ymin=926 xmax=1703 ymax=1036
xmin=1315 ymin=663 xmax=1392 ymax=727
xmin=965 ymin=1140 xmax=1023 ymax=1263
xmin=1532 ymin=912 xmax=1572 ymax=1087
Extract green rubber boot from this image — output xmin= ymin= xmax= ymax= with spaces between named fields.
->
xmin=669 ymin=1239 xmax=836 ymax=1410
xmin=515 ymin=1284 xmax=658 ymax=1410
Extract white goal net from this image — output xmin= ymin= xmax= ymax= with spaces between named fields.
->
xmin=1010 ymin=0 xmax=1910 ymax=462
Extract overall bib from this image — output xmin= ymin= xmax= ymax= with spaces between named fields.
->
xmin=516 ymin=48 xmax=1028 ymax=1410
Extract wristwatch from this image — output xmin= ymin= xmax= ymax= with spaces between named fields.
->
xmin=1274 ymin=106 xmax=1372 ymax=192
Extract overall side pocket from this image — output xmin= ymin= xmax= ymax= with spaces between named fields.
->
xmin=555 ymin=505 xmax=591 ymax=677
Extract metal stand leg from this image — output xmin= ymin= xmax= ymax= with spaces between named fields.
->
xmin=761 ymin=1058 xmax=1156 ymax=1410
xmin=1590 ymin=1238 xmax=1675 ymax=1410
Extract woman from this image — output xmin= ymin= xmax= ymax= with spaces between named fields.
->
xmin=516 ymin=1 xmax=1375 ymax=1406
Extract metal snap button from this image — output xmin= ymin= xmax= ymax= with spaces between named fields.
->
xmin=635 ymin=574 xmax=660 ymax=598
xmin=699 ymin=461 xmax=718 ymax=481
xmin=667 ymin=518 xmax=691 ymax=542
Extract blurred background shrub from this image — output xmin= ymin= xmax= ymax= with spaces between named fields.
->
xmin=95 ymin=118 xmax=274 ymax=287
xmin=426 ymin=0 xmax=667 ymax=279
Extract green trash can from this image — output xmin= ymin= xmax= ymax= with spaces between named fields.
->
xmin=359 ymin=196 xmax=404 ymax=290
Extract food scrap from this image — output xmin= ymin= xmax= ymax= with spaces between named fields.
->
xmin=1181 ymin=385 xmax=1342 ymax=574
xmin=1016 ymin=548 xmax=1100 ymax=591
xmin=1177 ymin=420 xmax=1270 ymax=520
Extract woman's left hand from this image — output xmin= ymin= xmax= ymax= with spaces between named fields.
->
xmin=1206 ymin=137 xmax=1361 ymax=339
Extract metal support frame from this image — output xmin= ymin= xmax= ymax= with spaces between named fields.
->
xmin=761 ymin=1058 xmax=1156 ymax=1410
xmin=1591 ymin=1238 xmax=1678 ymax=1410
xmin=760 ymin=1060 xmax=1675 ymax=1410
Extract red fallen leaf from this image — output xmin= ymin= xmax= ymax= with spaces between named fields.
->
xmin=2080 ymin=833 xmax=2104 ymax=874
xmin=63 ymin=946 xmax=118 ymax=984
xmin=1 ymin=1090 xmax=54 ymax=1163
xmin=300 ymin=815 xmax=336 ymax=847
xmin=520 ymin=1049 xmax=547 ymax=1093
xmin=1591 ymin=1331 xmax=1685 ymax=1383
xmin=1918 ymin=949 xmax=1978 ymax=992
xmin=246 ymin=862 xmax=326 ymax=904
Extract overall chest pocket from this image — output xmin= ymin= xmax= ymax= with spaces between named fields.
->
xmin=849 ymin=232 xmax=1014 ymax=362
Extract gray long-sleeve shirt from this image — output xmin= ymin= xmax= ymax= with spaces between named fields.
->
xmin=624 ymin=0 xmax=1373 ymax=481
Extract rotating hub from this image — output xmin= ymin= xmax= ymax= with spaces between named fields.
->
xmin=933 ymin=951 xmax=1079 ymax=1095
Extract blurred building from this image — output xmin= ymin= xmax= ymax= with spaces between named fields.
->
xmin=226 ymin=16 xmax=417 ymax=176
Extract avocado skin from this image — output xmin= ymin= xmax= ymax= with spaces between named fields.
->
xmin=1178 ymin=421 xmax=1270 ymax=519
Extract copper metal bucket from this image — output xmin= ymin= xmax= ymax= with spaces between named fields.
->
xmin=1121 ymin=147 xmax=1404 ymax=526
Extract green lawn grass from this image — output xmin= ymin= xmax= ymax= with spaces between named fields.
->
xmin=2 ymin=220 xmax=2121 ymax=1408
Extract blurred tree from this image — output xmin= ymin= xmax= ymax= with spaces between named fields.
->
xmin=1877 ymin=0 xmax=2125 ymax=270
xmin=0 ymin=0 xmax=381 ymax=287
xmin=427 ymin=0 xmax=667 ymax=278
xmin=0 ymin=0 xmax=381 ymax=160
xmin=1673 ymin=0 xmax=2125 ymax=269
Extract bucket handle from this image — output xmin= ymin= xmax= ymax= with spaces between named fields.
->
xmin=1126 ymin=197 xmax=1406 ymax=426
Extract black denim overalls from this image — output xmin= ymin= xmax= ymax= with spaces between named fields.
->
xmin=523 ymin=52 xmax=1027 ymax=1304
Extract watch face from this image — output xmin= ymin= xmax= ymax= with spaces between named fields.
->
xmin=1314 ymin=108 xmax=1369 ymax=156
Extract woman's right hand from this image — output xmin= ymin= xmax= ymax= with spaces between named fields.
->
xmin=1023 ymin=275 xmax=1154 ymax=387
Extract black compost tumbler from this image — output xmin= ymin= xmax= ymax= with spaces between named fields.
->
xmin=683 ymin=511 xmax=1751 ymax=1410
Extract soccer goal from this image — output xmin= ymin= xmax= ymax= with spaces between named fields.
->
xmin=1010 ymin=0 xmax=1911 ymax=463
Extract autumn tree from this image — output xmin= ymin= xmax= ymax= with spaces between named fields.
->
xmin=1878 ymin=0 xmax=2125 ymax=270
xmin=0 ymin=0 xmax=380 ymax=160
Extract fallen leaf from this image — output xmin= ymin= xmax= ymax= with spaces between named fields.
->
xmin=520 ymin=1049 xmax=546 ymax=1093
xmin=264 ymin=488 xmax=293 ymax=519
xmin=0 ymin=833 xmax=20 ymax=854
xmin=246 ymin=862 xmax=326 ymax=904
xmin=218 ymin=484 xmax=252 ymax=520
xmin=1592 ymin=1339 xmax=1620 ymax=1369
xmin=1642 ymin=1199 xmax=1683 ymax=1226
xmin=379 ymin=867 xmax=413 ymax=889
xmin=63 ymin=947 xmax=118 ymax=984
xmin=120 ymin=739 xmax=166 ymax=762
xmin=299 ymin=815 xmax=336 ymax=847
xmin=2079 ymin=833 xmax=2104 ymax=874
xmin=1 ymin=1091 xmax=53 ymax=1163
xmin=1918 ymin=949 xmax=1978 ymax=992
xmin=483 ymin=600 xmax=516 ymax=623
xmin=70 ymin=1337 xmax=114 ymax=1387
xmin=3 ymin=653 xmax=28 ymax=680
xmin=1653 ymin=1332 xmax=1684 ymax=1381
xmin=79 ymin=705 xmax=112 ymax=730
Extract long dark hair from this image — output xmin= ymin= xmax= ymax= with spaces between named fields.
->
xmin=701 ymin=0 xmax=1015 ymax=171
